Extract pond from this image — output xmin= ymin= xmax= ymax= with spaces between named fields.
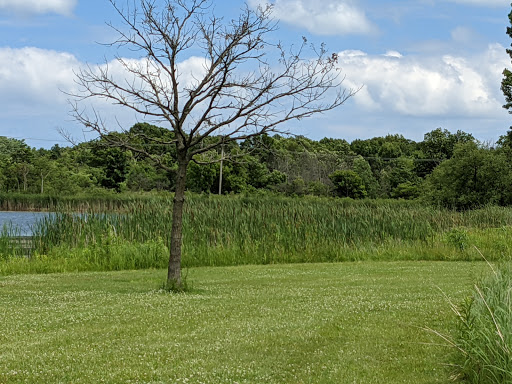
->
xmin=0 ymin=211 xmax=51 ymax=236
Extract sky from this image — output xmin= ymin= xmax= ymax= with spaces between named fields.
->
xmin=0 ymin=0 xmax=511 ymax=148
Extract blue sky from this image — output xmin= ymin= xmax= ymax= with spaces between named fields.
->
xmin=0 ymin=0 xmax=511 ymax=148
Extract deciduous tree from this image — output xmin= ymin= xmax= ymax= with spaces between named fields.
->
xmin=71 ymin=0 xmax=355 ymax=288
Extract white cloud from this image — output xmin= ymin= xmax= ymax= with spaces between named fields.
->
xmin=0 ymin=46 xmax=215 ymax=141
xmin=338 ymin=44 xmax=509 ymax=118
xmin=0 ymin=46 xmax=212 ymax=106
xmin=0 ymin=47 xmax=79 ymax=111
xmin=92 ymin=55 xmax=210 ymax=104
xmin=0 ymin=0 xmax=77 ymax=16
xmin=248 ymin=0 xmax=376 ymax=36
xmin=0 ymin=44 xmax=509 ymax=145
xmin=383 ymin=50 xmax=403 ymax=58
xmin=445 ymin=0 xmax=508 ymax=6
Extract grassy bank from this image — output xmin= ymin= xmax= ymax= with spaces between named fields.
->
xmin=2 ymin=196 xmax=512 ymax=274
xmin=0 ymin=262 xmax=484 ymax=384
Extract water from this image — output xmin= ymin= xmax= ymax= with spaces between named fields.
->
xmin=0 ymin=211 xmax=51 ymax=236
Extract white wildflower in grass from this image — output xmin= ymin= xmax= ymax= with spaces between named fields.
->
xmin=0 ymin=262 xmax=484 ymax=383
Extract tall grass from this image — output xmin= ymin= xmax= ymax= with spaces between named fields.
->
xmin=0 ymin=191 xmax=168 ymax=212
xmin=451 ymin=265 xmax=512 ymax=383
xmin=0 ymin=222 xmax=23 ymax=259
xmin=29 ymin=197 xmax=440 ymax=266
xmin=2 ymin=195 xmax=512 ymax=274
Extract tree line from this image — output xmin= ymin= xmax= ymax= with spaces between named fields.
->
xmin=2 ymin=124 xmax=511 ymax=209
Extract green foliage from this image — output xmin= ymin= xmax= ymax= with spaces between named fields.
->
xmin=284 ymin=177 xmax=307 ymax=196
xmin=89 ymin=141 xmax=131 ymax=191
xmin=222 ymin=162 xmax=250 ymax=193
xmin=452 ymin=265 xmax=512 ymax=383
xmin=416 ymin=128 xmax=474 ymax=177
xmin=264 ymin=169 xmax=286 ymax=186
xmin=445 ymin=228 xmax=469 ymax=251
xmin=502 ymin=69 xmax=512 ymax=112
xmin=4 ymin=196 xmax=512 ymax=275
xmin=1 ymin=123 xmax=512 ymax=205
xmin=391 ymin=181 xmax=420 ymax=200
xmin=422 ymin=128 xmax=474 ymax=161
xmin=187 ymin=160 xmax=218 ymax=193
xmin=329 ymin=170 xmax=367 ymax=198
xmin=423 ymin=142 xmax=511 ymax=209
xmin=502 ymin=5 xmax=512 ymax=113
xmin=318 ymin=137 xmax=351 ymax=154
xmin=307 ymin=180 xmax=331 ymax=196
xmin=126 ymin=160 xmax=171 ymax=191
xmin=352 ymin=156 xmax=379 ymax=198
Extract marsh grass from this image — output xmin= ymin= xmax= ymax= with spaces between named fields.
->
xmin=0 ymin=191 xmax=167 ymax=212
xmin=2 ymin=195 xmax=512 ymax=274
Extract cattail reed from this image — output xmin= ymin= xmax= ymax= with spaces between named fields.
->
xmin=2 ymin=195 xmax=512 ymax=274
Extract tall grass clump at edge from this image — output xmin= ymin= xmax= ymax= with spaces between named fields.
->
xmin=451 ymin=264 xmax=512 ymax=383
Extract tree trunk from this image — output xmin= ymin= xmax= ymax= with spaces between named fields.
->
xmin=167 ymin=155 xmax=189 ymax=287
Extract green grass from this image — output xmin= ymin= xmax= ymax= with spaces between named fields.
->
xmin=0 ymin=191 xmax=164 ymax=212
xmin=1 ymin=222 xmax=511 ymax=276
xmin=0 ymin=261 xmax=484 ymax=383
xmin=3 ymin=195 xmax=512 ymax=275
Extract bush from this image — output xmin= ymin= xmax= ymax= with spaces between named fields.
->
xmin=329 ymin=170 xmax=367 ymax=199
xmin=452 ymin=265 xmax=512 ymax=383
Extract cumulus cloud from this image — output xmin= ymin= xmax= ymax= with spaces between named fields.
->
xmin=0 ymin=47 xmax=79 ymax=112
xmin=0 ymin=0 xmax=77 ymax=16
xmin=0 ymin=45 xmax=216 ymax=137
xmin=338 ymin=44 xmax=509 ymax=118
xmin=89 ymin=56 xmax=211 ymax=112
xmin=248 ymin=0 xmax=376 ymax=36
xmin=0 ymin=47 xmax=217 ymax=145
xmin=0 ymin=47 xmax=212 ymax=104
xmin=0 ymin=43 xmax=509 ymax=142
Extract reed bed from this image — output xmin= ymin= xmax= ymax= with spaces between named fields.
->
xmin=0 ymin=192 xmax=167 ymax=212
xmin=2 ymin=195 xmax=512 ymax=274
xmin=0 ymin=223 xmax=23 ymax=259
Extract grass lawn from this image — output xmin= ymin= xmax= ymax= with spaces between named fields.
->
xmin=0 ymin=261 xmax=485 ymax=383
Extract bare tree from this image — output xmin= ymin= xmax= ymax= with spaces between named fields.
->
xmin=71 ymin=0 xmax=357 ymax=288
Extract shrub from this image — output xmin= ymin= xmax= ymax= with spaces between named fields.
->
xmin=329 ymin=170 xmax=367 ymax=199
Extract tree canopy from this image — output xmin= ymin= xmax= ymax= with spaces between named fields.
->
xmin=3 ymin=125 xmax=505 ymax=211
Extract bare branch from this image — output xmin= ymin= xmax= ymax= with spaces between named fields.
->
xmin=70 ymin=0 xmax=356 ymax=163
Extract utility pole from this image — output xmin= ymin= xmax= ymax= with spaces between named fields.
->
xmin=218 ymin=144 xmax=224 ymax=195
